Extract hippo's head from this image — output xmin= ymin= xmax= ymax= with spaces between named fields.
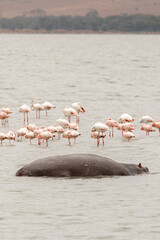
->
xmin=138 ymin=163 xmax=149 ymax=174
xmin=16 ymin=167 xmax=32 ymax=176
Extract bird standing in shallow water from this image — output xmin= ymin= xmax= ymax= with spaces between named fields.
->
xmin=118 ymin=113 xmax=134 ymax=123
xmin=152 ymin=121 xmax=160 ymax=135
xmin=106 ymin=118 xmax=118 ymax=137
xmin=7 ymin=131 xmax=15 ymax=145
xmin=141 ymin=124 xmax=156 ymax=136
xmin=63 ymin=106 xmax=79 ymax=123
xmin=19 ymin=104 xmax=31 ymax=124
xmin=38 ymin=131 xmax=53 ymax=147
xmin=140 ymin=115 xmax=154 ymax=124
xmin=0 ymin=112 xmax=9 ymax=127
xmin=32 ymin=103 xmax=44 ymax=119
xmin=42 ymin=102 xmax=56 ymax=117
xmin=0 ymin=133 xmax=8 ymax=146
xmin=72 ymin=102 xmax=86 ymax=123
xmin=123 ymin=130 xmax=135 ymax=141
xmin=91 ymin=122 xmax=109 ymax=147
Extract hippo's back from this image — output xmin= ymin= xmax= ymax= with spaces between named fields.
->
xmin=16 ymin=154 xmax=131 ymax=177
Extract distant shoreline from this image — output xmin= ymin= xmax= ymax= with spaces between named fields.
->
xmin=0 ymin=29 xmax=160 ymax=34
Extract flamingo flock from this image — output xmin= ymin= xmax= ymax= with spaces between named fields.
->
xmin=91 ymin=113 xmax=160 ymax=147
xmin=0 ymin=102 xmax=160 ymax=148
xmin=0 ymin=102 xmax=83 ymax=147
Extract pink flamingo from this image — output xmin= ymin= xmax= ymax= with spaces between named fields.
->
xmin=0 ymin=112 xmax=9 ymax=127
xmin=68 ymin=122 xmax=79 ymax=130
xmin=72 ymin=102 xmax=86 ymax=123
xmin=106 ymin=118 xmax=118 ymax=137
xmin=123 ymin=131 xmax=135 ymax=141
xmin=25 ymin=131 xmax=36 ymax=144
xmin=63 ymin=106 xmax=79 ymax=123
xmin=7 ymin=131 xmax=16 ymax=145
xmin=70 ymin=130 xmax=81 ymax=144
xmin=38 ymin=131 xmax=53 ymax=147
xmin=56 ymin=118 xmax=69 ymax=129
xmin=121 ymin=122 xmax=135 ymax=132
xmin=141 ymin=124 xmax=156 ymax=136
xmin=91 ymin=131 xmax=106 ymax=147
xmin=33 ymin=128 xmax=47 ymax=145
xmin=27 ymin=123 xmax=38 ymax=132
xmin=118 ymin=113 xmax=134 ymax=123
xmin=16 ymin=127 xmax=28 ymax=141
xmin=42 ymin=101 xmax=56 ymax=117
xmin=19 ymin=104 xmax=31 ymax=124
xmin=140 ymin=115 xmax=154 ymax=123
xmin=62 ymin=130 xmax=72 ymax=145
xmin=91 ymin=122 xmax=109 ymax=147
xmin=152 ymin=121 xmax=160 ymax=135
xmin=1 ymin=107 xmax=12 ymax=126
xmin=32 ymin=103 xmax=44 ymax=119
xmin=0 ymin=133 xmax=8 ymax=146
xmin=56 ymin=126 xmax=64 ymax=139
xmin=47 ymin=126 xmax=57 ymax=137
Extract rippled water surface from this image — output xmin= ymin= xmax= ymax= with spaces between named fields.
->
xmin=0 ymin=34 xmax=160 ymax=240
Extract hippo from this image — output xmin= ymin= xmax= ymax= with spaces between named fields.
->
xmin=16 ymin=154 xmax=149 ymax=177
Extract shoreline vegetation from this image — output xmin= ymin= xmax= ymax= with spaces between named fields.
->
xmin=1 ymin=13 xmax=160 ymax=33
xmin=0 ymin=29 xmax=160 ymax=34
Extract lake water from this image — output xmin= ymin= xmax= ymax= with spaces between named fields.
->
xmin=0 ymin=34 xmax=160 ymax=240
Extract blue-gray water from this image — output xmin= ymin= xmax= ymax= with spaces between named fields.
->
xmin=0 ymin=34 xmax=160 ymax=240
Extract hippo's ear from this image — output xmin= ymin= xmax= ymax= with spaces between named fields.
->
xmin=138 ymin=163 xmax=142 ymax=168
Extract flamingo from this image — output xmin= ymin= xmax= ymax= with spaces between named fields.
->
xmin=106 ymin=118 xmax=118 ymax=137
xmin=56 ymin=126 xmax=64 ymax=139
xmin=38 ymin=131 xmax=53 ymax=147
xmin=33 ymin=128 xmax=47 ymax=145
xmin=19 ymin=104 xmax=31 ymax=124
xmin=63 ymin=106 xmax=79 ymax=123
xmin=62 ymin=130 xmax=72 ymax=145
xmin=16 ymin=127 xmax=28 ymax=141
xmin=118 ymin=113 xmax=134 ymax=123
xmin=0 ymin=112 xmax=9 ymax=127
xmin=47 ymin=126 xmax=57 ymax=134
xmin=140 ymin=115 xmax=154 ymax=123
xmin=56 ymin=118 xmax=69 ymax=129
xmin=121 ymin=122 xmax=136 ymax=132
xmin=68 ymin=122 xmax=79 ymax=130
xmin=0 ymin=133 xmax=8 ymax=146
xmin=42 ymin=101 xmax=56 ymax=117
xmin=27 ymin=123 xmax=38 ymax=132
xmin=72 ymin=102 xmax=86 ymax=123
xmin=152 ymin=121 xmax=160 ymax=135
xmin=1 ymin=106 xmax=13 ymax=114
xmin=123 ymin=131 xmax=135 ymax=141
xmin=91 ymin=122 xmax=109 ymax=147
xmin=91 ymin=131 xmax=106 ymax=147
xmin=7 ymin=131 xmax=16 ymax=145
xmin=70 ymin=130 xmax=81 ymax=144
xmin=32 ymin=103 xmax=44 ymax=119
xmin=25 ymin=131 xmax=36 ymax=144
xmin=141 ymin=124 xmax=156 ymax=136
